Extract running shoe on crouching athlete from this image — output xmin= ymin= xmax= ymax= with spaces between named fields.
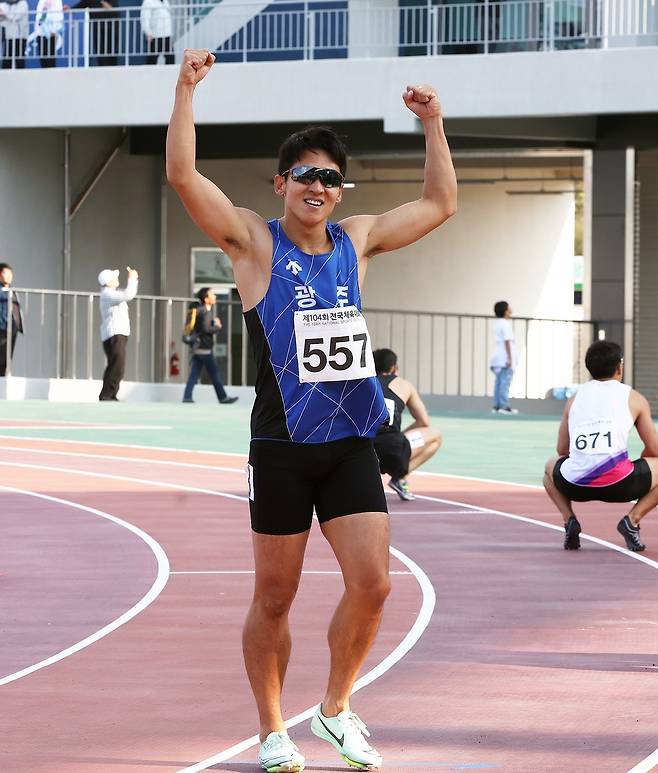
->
xmin=563 ymin=515 xmax=581 ymax=550
xmin=311 ymin=706 xmax=383 ymax=769
xmin=617 ymin=515 xmax=646 ymax=552
xmin=388 ymin=477 xmax=415 ymax=501
xmin=258 ymin=731 xmax=305 ymax=772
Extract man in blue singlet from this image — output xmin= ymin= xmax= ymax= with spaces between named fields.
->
xmin=167 ymin=48 xmax=457 ymax=772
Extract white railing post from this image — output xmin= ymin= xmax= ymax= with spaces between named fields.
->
xmin=87 ymin=294 xmax=94 ymax=379
xmin=484 ymin=0 xmax=490 ymax=52
xmin=83 ymin=8 xmax=90 ymax=67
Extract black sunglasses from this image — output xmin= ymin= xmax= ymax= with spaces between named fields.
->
xmin=283 ymin=165 xmax=344 ymax=189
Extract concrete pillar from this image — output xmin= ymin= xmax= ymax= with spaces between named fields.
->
xmin=589 ymin=148 xmax=635 ymax=379
xmin=634 ymin=150 xmax=658 ymax=407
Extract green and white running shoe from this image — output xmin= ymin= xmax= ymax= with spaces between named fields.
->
xmin=258 ymin=731 xmax=305 ymax=772
xmin=311 ymin=707 xmax=383 ymax=769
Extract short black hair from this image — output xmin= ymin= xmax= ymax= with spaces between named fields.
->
xmin=373 ymin=348 xmax=397 ymax=375
xmin=494 ymin=301 xmax=509 ymax=318
xmin=0 ymin=263 xmax=13 ymax=273
xmin=585 ymin=340 xmax=623 ymax=379
xmin=196 ymin=286 xmax=212 ymax=302
xmin=278 ymin=126 xmax=347 ymax=177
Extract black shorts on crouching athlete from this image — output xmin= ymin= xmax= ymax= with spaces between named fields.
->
xmin=553 ymin=456 xmax=652 ymax=503
xmin=247 ymin=436 xmax=388 ymax=535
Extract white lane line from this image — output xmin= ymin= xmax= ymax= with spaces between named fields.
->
xmin=0 ymin=461 xmax=247 ymax=504
xmin=0 ymin=457 xmax=436 ymax=773
xmin=414 ymin=493 xmax=658 ymax=570
xmin=0 ymin=444 xmax=241 ymax=474
xmin=627 ymin=748 xmax=658 ymax=773
xmin=6 ymin=444 xmax=657 ymax=772
xmin=412 ymin=490 xmax=658 ymax=773
xmin=170 ymin=570 xmax=413 ymax=575
xmin=0 ymin=424 xmax=172 ymax=431
xmin=0 ymin=434 xmax=247 ymax=457
xmin=176 ymin=544 xmax=436 ymax=773
xmin=389 ymin=509 xmax=486 ymax=515
xmin=0 ymin=486 xmax=170 ymax=687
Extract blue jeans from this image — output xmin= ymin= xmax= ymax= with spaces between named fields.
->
xmin=183 ymin=353 xmax=227 ymax=402
xmin=491 ymin=366 xmax=513 ymax=409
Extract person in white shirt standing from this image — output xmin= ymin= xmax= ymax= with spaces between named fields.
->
xmin=489 ymin=300 xmax=518 ymax=415
xmin=544 ymin=340 xmax=658 ymax=552
xmin=98 ymin=266 xmax=138 ymax=401
xmin=140 ymin=0 xmax=173 ymax=64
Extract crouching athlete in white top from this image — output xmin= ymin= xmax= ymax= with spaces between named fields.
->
xmin=167 ymin=50 xmax=457 ymax=771
xmin=544 ymin=340 xmax=658 ymax=552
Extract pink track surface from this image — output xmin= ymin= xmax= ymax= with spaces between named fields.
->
xmin=1 ymin=437 xmax=657 ymax=773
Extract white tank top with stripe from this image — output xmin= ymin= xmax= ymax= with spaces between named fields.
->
xmin=560 ymin=379 xmax=634 ymax=487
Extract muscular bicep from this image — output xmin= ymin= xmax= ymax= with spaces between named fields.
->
xmin=172 ymin=170 xmax=254 ymax=255
xmin=343 ymin=199 xmax=451 ymax=259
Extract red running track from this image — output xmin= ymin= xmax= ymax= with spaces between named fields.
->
xmin=0 ymin=437 xmax=657 ymax=773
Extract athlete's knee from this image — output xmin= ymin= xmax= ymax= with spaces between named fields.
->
xmin=544 ymin=456 xmax=559 ymax=477
xmin=346 ymin=572 xmax=391 ymax=608
xmin=254 ymin=581 xmax=299 ymax=619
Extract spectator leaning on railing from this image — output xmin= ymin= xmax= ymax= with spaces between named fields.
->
xmin=0 ymin=0 xmax=28 ymax=69
xmin=140 ymin=0 xmax=173 ymax=65
xmin=64 ymin=0 xmax=120 ymax=66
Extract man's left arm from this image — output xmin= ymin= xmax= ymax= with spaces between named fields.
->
xmin=342 ymin=85 xmax=457 ymax=259
xmin=403 ymin=384 xmax=431 ymax=433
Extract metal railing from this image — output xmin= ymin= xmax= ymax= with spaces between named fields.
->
xmin=2 ymin=288 xmax=249 ymax=388
xmin=2 ymin=287 xmax=629 ymax=401
xmin=1 ymin=0 xmax=655 ymax=70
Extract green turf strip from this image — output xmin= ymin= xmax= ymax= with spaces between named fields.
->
xmin=0 ymin=400 xmax=644 ymax=487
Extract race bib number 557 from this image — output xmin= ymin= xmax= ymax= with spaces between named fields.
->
xmin=294 ymin=305 xmax=376 ymax=384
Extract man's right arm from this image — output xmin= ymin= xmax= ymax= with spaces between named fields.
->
xmin=631 ymin=390 xmax=658 ymax=457
xmin=166 ymin=50 xmax=253 ymax=256
xmin=556 ymin=396 xmax=574 ymax=456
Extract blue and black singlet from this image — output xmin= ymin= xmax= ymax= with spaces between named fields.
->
xmin=244 ymin=219 xmax=388 ymax=443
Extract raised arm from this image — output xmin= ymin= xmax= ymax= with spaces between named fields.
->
xmin=342 ymin=85 xmax=457 ymax=259
xmin=103 ymin=272 xmax=138 ymax=305
xmin=166 ymin=50 xmax=254 ymax=256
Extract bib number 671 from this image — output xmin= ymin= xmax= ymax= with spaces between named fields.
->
xmin=302 ymin=333 xmax=368 ymax=373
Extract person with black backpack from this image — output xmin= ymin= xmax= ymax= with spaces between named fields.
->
xmin=182 ymin=287 xmax=237 ymax=404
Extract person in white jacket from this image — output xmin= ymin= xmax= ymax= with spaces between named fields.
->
xmin=32 ymin=0 xmax=63 ymax=67
xmin=0 ymin=0 xmax=28 ymax=68
xmin=140 ymin=0 xmax=173 ymax=64
xmin=98 ymin=266 xmax=138 ymax=401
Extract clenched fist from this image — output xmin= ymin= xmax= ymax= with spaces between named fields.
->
xmin=402 ymin=84 xmax=442 ymax=122
xmin=178 ymin=48 xmax=215 ymax=88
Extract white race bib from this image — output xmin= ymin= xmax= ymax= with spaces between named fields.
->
xmin=294 ymin=305 xmax=376 ymax=384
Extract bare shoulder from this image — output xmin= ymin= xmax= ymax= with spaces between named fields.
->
xmin=339 ymin=214 xmax=377 ymax=256
xmin=389 ymin=375 xmax=414 ymax=402
xmin=629 ymin=387 xmax=650 ymax=416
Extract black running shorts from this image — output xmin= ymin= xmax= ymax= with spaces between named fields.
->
xmin=553 ymin=456 xmax=652 ymax=503
xmin=247 ymin=436 xmax=389 ymax=535
xmin=373 ymin=431 xmax=411 ymax=479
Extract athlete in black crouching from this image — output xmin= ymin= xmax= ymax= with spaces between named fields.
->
xmin=167 ymin=48 xmax=457 ymax=772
